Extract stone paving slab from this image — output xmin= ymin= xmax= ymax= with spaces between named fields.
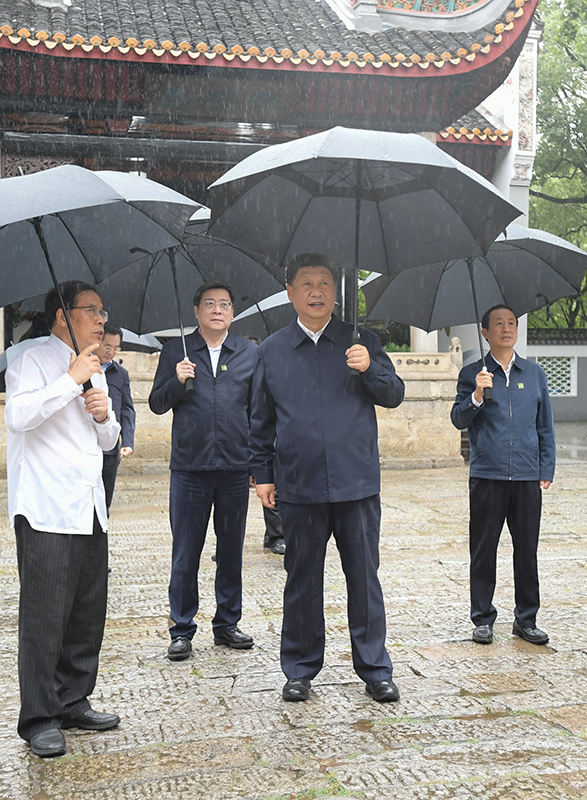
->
xmin=1 ymin=464 xmax=587 ymax=799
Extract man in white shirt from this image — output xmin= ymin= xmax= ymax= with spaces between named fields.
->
xmin=5 ymin=281 xmax=122 ymax=758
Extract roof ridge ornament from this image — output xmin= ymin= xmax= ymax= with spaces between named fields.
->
xmin=325 ymin=0 xmax=515 ymax=32
xmin=32 ymin=0 xmax=71 ymax=7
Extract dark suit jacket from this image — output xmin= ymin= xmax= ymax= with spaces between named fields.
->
xmin=148 ymin=329 xmax=258 ymax=473
xmin=104 ymin=360 xmax=136 ymax=458
xmin=249 ymin=315 xmax=405 ymax=504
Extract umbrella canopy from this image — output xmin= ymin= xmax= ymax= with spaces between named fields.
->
xmin=230 ymin=290 xmax=296 ymax=340
xmin=0 ymin=165 xmax=199 ymax=308
xmin=362 ymin=223 xmax=587 ymax=332
xmin=208 ymin=126 xmax=521 ymax=294
xmin=95 ymin=208 xmax=285 ymax=336
xmin=120 ymin=329 xmax=162 ymax=353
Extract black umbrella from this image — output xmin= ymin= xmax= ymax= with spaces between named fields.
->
xmin=96 ymin=209 xmax=284 ymax=333
xmin=230 ymin=290 xmax=296 ymax=340
xmin=362 ymin=222 xmax=587 ymax=397
xmin=208 ymin=126 xmax=521 ymax=345
xmin=0 ymin=165 xmax=198 ymax=387
xmin=95 ymin=208 xmax=285 ymax=386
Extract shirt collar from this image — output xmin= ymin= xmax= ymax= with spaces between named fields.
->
xmin=297 ymin=316 xmax=332 ymax=343
xmin=206 ymin=331 xmax=228 ymax=352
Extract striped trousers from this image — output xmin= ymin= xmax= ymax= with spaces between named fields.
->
xmin=14 ymin=514 xmax=108 ymax=741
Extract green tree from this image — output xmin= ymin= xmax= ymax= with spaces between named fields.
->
xmin=528 ymin=0 xmax=587 ymax=327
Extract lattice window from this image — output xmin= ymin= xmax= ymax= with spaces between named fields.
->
xmin=536 ymin=356 xmax=577 ymax=397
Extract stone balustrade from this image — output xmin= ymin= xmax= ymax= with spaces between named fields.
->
xmin=0 ymin=346 xmax=463 ymax=478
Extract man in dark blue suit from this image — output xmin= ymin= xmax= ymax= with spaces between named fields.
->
xmin=96 ymin=324 xmax=136 ymax=513
xmin=149 ymin=282 xmax=258 ymax=661
xmin=250 ymin=253 xmax=405 ymax=703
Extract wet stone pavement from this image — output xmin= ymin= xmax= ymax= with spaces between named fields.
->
xmin=0 ymin=463 xmax=586 ymax=800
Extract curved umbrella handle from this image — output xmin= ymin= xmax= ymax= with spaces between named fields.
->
xmin=481 ymin=365 xmax=492 ymax=403
xmin=349 ymin=329 xmax=361 ymax=377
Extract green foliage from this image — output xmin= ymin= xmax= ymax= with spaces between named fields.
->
xmin=529 ymin=0 xmax=587 ymax=327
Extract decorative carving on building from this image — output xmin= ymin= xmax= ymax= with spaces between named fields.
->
xmin=517 ymin=41 xmax=535 ymax=152
xmin=379 ymin=0 xmax=487 ymax=10
xmin=512 ymin=157 xmax=533 ymax=186
xmin=1 ymin=156 xmax=74 ymax=179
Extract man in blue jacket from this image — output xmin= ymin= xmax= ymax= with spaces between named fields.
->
xmin=96 ymin=324 xmax=136 ymax=513
xmin=451 ymin=304 xmax=555 ymax=647
xmin=250 ymin=253 xmax=405 ymax=703
xmin=149 ymin=282 xmax=257 ymax=660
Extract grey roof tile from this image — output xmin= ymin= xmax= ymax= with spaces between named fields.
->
xmin=0 ymin=0 xmax=532 ymax=65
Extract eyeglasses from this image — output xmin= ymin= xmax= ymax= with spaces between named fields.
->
xmin=200 ymin=300 xmax=233 ymax=311
xmin=69 ymin=305 xmax=109 ymax=322
xmin=102 ymin=344 xmax=121 ymax=354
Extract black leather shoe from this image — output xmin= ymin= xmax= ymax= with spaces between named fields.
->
xmin=29 ymin=728 xmax=66 ymax=758
xmin=283 ymin=677 xmax=311 ymax=701
xmin=472 ymin=624 xmax=494 ymax=644
xmin=512 ymin=619 xmax=549 ymax=645
xmin=62 ymin=709 xmax=120 ymax=731
xmin=168 ymin=636 xmax=192 ymax=661
xmin=365 ymin=679 xmax=400 ymax=703
xmin=214 ymin=626 xmax=254 ymax=649
xmin=271 ymin=539 xmax=286 ymax=555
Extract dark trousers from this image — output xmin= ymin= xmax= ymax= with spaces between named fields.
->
xmin=102 ymin=453 xmax=120 ymax=514
xmin=168 ymin=469 xmax=249 ymax=640
xmin=279 ymin=495 xmax=393 ymax=684
xmin=263 ymin=489 xmax=284 ymax=547
xmin=15 ymin=514 xmax=108 ymax=741
xmin=469 ymin=478 xmax=542 ymax=628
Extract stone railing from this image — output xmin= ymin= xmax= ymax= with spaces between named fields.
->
xmin=379 ymin=351 xmax=463 ymax=470
xmin=0 ymin=346 xmax=463 ymax=477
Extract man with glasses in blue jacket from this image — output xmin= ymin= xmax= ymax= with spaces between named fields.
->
xmin=451 ymin=304 xmax=555 ymax=647
xmin=149 ymin=281 xmax=257 ymax=661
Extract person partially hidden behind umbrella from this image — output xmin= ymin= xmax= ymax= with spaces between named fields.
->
xmin=250 ymin=253 xmax=405 ymax=702
xmin=149 ymin=281 xmax=258 ymax=661
xmin=95 ymin=324 xmax=136 ymax=514
xmin=4 ymin=281 xmax=122 ymax=758
xmin=451 ymin=304 xmax=555 ymax=647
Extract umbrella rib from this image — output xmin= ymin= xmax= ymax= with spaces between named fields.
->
xmin=428 ymin=258 xmax=461 ymax=331
xmin=137 ymin=249 xmax=166 ymax=333
xmin=501 ymin=243 xmax=585 ymax=293
xmin=376 ymin=201 xmax=392 ymax=278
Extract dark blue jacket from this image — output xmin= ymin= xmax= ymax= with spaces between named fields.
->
xmin=103 ymin=360 xmax=136 ymax=457
xmin=249 ymin=316 xmax=405 ymax=504
xmin=149 ymin=329 xmax=257 ymax=473
xmin=451 ymin=352 xmax=555 ymax=482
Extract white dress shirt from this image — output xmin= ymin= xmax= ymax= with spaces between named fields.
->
xmin=5 ymin=334 xmax=121 ymax=534
xmin=297 ymin=317 xmax=332 ymax=344
xmin=207 ymin=331 xmax=228 ymax=377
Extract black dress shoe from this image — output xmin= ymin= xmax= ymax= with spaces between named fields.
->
xmin=168 ymin=636 xmax=192 ymax=661
xmin=472 ymin=624 xmax=494 ymax=644
xmin=213 ymin=626 xmax=254 ymax=649
xmin=512 ymin=619 xmax=549 ymax=645
xmin=29 ymin=728 xmax=66 ymax=758
xmin=271 ymin=539 xmax=286 ymax=555
xmin=283 ymin=677 xmax=311 ymax=701
xmin=62 ymin=708 xmax=120 ymax=731
xmin=365 ymin=679 xmax=400 ymax=703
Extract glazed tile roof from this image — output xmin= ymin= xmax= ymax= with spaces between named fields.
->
xmin=439 ymin=109 xmax=513 ymax=143
xmin=0 ymin=0 xmax=535 ymax=73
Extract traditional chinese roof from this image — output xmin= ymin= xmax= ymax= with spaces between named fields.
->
xmin=439 ymin=109 xmax=513 ymax=144
xmin=0 ymin=0 xmax=536 ymax=75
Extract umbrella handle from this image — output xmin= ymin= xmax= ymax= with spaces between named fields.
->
xmin=349 ymin=329 xmax=361 ymax=377
xmin=185 ymin=377 xmax=194 ymax=393
xmin=481 ymin=365 xmax=492 ymax=403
